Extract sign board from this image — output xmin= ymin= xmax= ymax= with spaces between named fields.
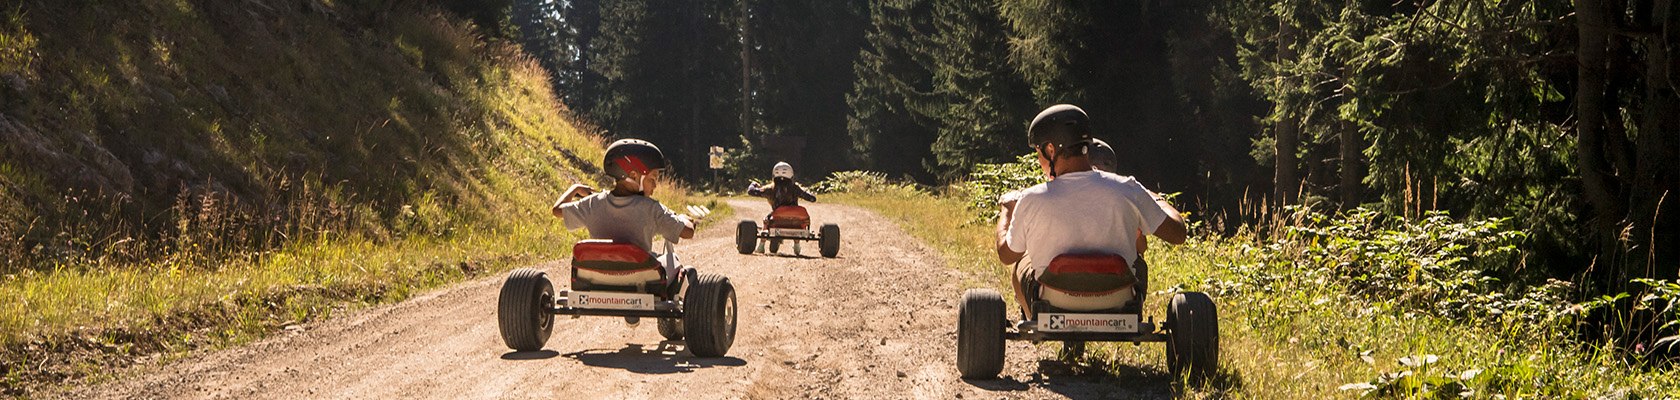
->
xmin=571 ymin=291 xmax=656 ymax=311
xmin=709 ymin=146 xmax=726 ymax=170
xmin=1038 ymin=313 xmax=1140 ymax=333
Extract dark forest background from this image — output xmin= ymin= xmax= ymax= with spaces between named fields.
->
xmin=447 ymin=0 xmax=1676 ymax=296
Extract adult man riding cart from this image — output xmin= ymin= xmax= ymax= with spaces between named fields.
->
xmin=956 ymin=105 xmax=1220 ymax=383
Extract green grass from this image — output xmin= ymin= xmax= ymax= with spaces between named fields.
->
xmin=0 ymin=188 xmax=729 ymax=394
xmin=832 ymin=189 xmax=1680 ymax=399
xmin=0 ymin=0 xmax=732 ymax=394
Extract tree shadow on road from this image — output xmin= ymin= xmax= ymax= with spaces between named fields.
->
xmin=559 ymin=341 xmax=747 ymax=374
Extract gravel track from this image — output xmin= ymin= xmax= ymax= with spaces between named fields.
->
xmin=59 ymin=199 xmax=1171 ymax=399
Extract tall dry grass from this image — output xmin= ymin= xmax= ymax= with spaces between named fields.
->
xmin=832 ymin=187 xmax=1680 ymax=398
xmin=0 ymin=1 xmax=733 ymax=394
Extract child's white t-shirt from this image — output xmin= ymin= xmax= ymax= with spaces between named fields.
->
xmin=560 ymin=192 xmax=688 ymax=252
xmin=1004 ymin=170 xmax=1169 ymax=276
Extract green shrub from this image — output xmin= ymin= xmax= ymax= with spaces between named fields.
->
xmin=1214 ymin=207 xmax=1566 ymax=329
xmin=813 ymin=170 xmax=920 ymax=195
xmin=956 ymin=154 xmax=1044 ymax=223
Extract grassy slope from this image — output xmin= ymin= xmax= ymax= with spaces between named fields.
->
xmin=0 ymin=0 xmax=724 ymax=394
xmin=833 ymin=189 xmax=1680 ymax=399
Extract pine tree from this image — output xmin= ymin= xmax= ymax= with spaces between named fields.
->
xmin=749 ymin=0 xmax=869 ymax=177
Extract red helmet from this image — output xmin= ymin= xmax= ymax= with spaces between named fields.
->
xmin=602 ymin=139 xmax=668 ymax=180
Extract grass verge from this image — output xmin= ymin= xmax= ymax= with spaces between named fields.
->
xmin=832 ymin=188 xmax=1680 ymax=399
xmin=0 ymin=0 xmax=743 ymax=395
xmin=0 ymin=191 xmax=729 ymax=395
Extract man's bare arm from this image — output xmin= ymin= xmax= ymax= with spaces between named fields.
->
xmin=995 ymin=201 xmax=1025 ymax=265
xmin=1150 ymin=192 xmax=1188 ymax=245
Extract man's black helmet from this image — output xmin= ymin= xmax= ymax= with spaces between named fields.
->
xmin=1089 ymin=138 xmax=1118 ymax=172
xmin=603 ymin=138 xmax=668 ymax=180
xmin=1028 ymin=104 xmax=1093 ymax=150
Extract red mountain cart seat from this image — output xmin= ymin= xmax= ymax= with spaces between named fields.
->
xmin=766 ymin=206 xmax=811 ymax=229
xmin=571 ymin=240 xmax=665 ymax=288
xmin=1037 ymin=253 xmax=1137 ymax=311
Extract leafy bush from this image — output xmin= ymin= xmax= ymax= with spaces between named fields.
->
xmin=1631 ymin=279 xmax=1680 ymax=334
xmin=813 ymin=170 xmax=919 ymax=195
xmin=956 ymin=154 xmax=1044 ymax=223
xmin=1339 ymin=354 xmax=1573 ymax=399
xmin=1218 ymin=207 xmax=1566 ymax=327
xmin=1583 ymin=278 xmax=1680 ymax=352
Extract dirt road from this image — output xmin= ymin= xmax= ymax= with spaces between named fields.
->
xmin=60 ymin=199 xmax=1172 ymax=399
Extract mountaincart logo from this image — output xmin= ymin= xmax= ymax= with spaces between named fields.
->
xmin=1041 ymin=313 xmax=1135 ymax=332
xmin=576 ymin=292 xmax=649 ymax=309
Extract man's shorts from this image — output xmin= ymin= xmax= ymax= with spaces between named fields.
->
xmin=1013 ymin=255 xmax=1036 ymax=288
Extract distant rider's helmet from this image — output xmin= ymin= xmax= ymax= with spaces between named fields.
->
xmin=1088 ymin=138 xmax=1117 ymax=173
xmin=1027 ymin=104 xmax=1094 ymax=153
xmin=603 ymin=138 xmax=668 ymax=180
xmin=772 ymin=162 xmax=794 ymax=180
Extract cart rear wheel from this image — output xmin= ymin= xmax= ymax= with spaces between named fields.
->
xmin=1166 ymin=291 xmax=1219 ymax=384
xmin=683 ymin=273 xmax=737 ymax=357
xmin=735 ymin=220 xmax=757 ymax=254
xmin=496 ymin=268 xmax=553 ymax=351
xmin=819 ymin=224 xmax=840 ymax=258
xmin=957 ymin=289 xmax=1006 ymax=379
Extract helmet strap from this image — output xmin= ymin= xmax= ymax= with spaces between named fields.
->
xmin=1038 ymin=144 xmax=1060 ymax=178
xmin=612 ymin=174 xmax=649 ymax=196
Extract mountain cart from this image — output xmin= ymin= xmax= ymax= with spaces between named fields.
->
xmin=956 ymin=253 xmax=1219 ymax=383
xmin=735 ymin=205 xmax=840 ymax=258
xmin=498 ymin=240 xmax=737 ymax=357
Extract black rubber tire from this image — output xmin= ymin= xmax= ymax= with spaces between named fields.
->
xmin=768 ymin=239 xmax=781 ymax=254
xmin=683 ymin=273 xmax=737 ymax=357
xmin=658 ymin=318 xmax=684 ymax=341
xmin=957 ymin=288 xmax=1006 ymax=379
xmin=497 ymin=268 xmax=554 ymax=351
xmin=735 ymin=220 xmax=757 ymax=254
xmin=819 ymin=224 xmax=841 ymax=258
xmin=1166 ymin=291 xmax=1219 ymax=384
xmin=660 ymin=268 xmax=693 ymax=341
xmin=1058 ymin=341 xmax=1086 ymax=362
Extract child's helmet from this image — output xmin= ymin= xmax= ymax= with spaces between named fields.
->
xmin=1028 ymin=104 xmax=1093 ymax=152
xmin=603 ymin=139 xmax=668 ymax=180
xmin=1089 ymin=138 xmax=1117 ymax=173
xmin=772 ymin=162 xmax=794 ymax=179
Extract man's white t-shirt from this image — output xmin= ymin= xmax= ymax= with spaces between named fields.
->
xmin=1004 ymin=170 xmax=1169 ymax=276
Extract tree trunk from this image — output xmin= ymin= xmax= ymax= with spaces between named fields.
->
xmin=1632 ymin=0 xmax=1680 ymax=279
xmin=1274 ymin=19 xmax=1299 ymax=205
xmin=1575 ymin=0 xmax=1625 ymax=281
xmin=1339 ymin=119 xmax=1363 ymax=209
xmin=739 ymin=0 xmax=752 ymax=144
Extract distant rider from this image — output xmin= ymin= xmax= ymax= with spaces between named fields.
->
xmin=994 ymin=105 xmax=1188 ymax=317
xmin=747 ymin=162 xmax=817 ymax=209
